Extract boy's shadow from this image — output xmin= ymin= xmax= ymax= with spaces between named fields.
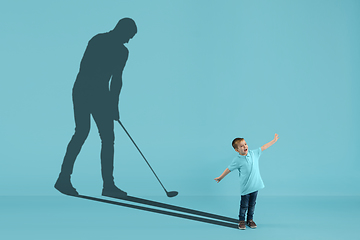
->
xmin=76 ymin=194 xmax=239 ymax=229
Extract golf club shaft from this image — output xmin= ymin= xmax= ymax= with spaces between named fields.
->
xmin=117 ymin=120 xmax=168 ymax=193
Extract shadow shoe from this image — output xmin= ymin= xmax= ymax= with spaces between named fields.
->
xmin=54 ymin=176 xmax=79 ymax=196
xmin=102 ymin=185 xmax=127 ymax=198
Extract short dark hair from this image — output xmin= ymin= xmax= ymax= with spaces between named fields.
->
xmin=232 ymin=138 xmax=244 ymax=149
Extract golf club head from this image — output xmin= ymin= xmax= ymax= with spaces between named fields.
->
xmin=166 ymin=191 xmax=178 ymax=198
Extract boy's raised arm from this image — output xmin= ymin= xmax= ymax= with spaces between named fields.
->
xmin=261 ymin=133 xmax=279 ymax=151
xmin=214 ymin=168 xmax=231 ymax=183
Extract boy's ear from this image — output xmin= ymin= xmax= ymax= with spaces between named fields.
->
xmin=234 ymin=148 xmax=239 ymax=153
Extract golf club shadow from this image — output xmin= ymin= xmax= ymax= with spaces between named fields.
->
xmin=76 ymin=195 xmax=238 ymax=229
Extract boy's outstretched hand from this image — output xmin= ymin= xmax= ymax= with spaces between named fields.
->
xmin=274 ymin=133 xmax=279 ymax=142
xmin=261 ymin=133 xmax=279 ymax=151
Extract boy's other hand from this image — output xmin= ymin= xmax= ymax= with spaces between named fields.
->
xmin=214 ymin=177 xmax=222 ymax=183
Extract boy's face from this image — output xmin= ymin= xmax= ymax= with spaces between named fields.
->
xmin=235 ymin=140 xmax=248 ymax=156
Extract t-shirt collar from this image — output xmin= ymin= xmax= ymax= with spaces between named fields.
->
xmin=238 ymin=152 xmax=249 ymax=158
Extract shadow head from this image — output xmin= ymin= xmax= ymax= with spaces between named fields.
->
xmin=113 ymin=18 xmax=137 ymax=43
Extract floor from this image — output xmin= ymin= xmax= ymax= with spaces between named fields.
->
xmin=1 ymin=195 xmax=359 ymax=240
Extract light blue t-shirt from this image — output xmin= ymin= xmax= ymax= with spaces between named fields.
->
xmin=228 ymin=147 xmax=264 ymax=195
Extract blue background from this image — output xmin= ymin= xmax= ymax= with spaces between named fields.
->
xmin=1 ymin=0 xmax=359 ymax=239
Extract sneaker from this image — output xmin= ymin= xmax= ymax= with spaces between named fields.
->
xmin=102 ymin=185 xmax=127 ymax=198
xmin=238 ymin=221 xmax=246 ymax=230
xmin=246 ymin=219 xmax=257 ymax=229
xmin=54 ymin=176 xmax=79 ymax=196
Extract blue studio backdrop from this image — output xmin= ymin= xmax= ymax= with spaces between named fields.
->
xmin=1 ymin=0 xmax=359 ymax=201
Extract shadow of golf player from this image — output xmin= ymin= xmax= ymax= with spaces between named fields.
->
xmin=55 ymin=18 xmax=137 ymax=198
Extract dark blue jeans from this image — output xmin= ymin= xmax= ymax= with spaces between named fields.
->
xmin=239 ymin=191 xmax=258 ymax=221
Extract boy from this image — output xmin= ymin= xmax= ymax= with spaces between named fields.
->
xmin=214 ymin=134 xmax=279 ymax=230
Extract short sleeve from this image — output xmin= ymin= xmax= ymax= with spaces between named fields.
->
xmin=228 ymin=157 xmax=240 ymax=171
xmin=253 ymin=147 xmax=262 ymax=159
